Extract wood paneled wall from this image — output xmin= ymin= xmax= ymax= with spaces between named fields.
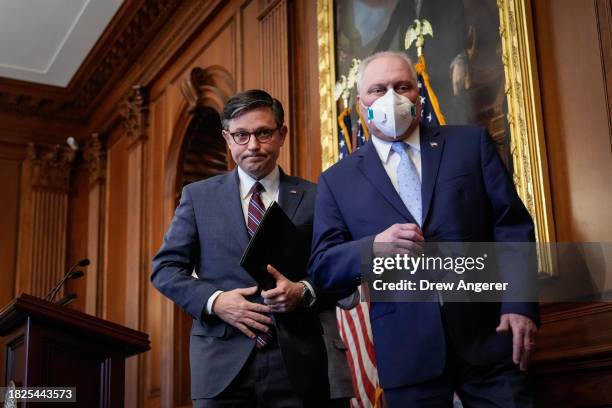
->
xmin=65 ymin=157 xmax=89 ymax=312
xmin=534 ymin=0 xmax=612 ymax=243
xmin=260 ymin=0 xmax=292 ymax=170
xmin=15 ymin=144 xmax=75 ymax=299
xmin=0 ymin=0 xmax=611 ymax=407
xmin=531 ymin=0 xmax=612 ymax=406
xmin=103 ymin=125 xmax=129 ymax=326
xmin=0 ymin=144 xmax=23 ymax=308
xmin=0 ymin=109 xmax=85 ymax=314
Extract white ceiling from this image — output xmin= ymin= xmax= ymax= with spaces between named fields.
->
xmin=0 ymin=0 xmax=123 ymax=87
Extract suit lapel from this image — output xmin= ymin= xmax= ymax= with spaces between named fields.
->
xmin=216 ymin=169 xmax=250 ymax=252
xmin=357 ymin=141 xmax=416 ymax=222
xmin=277 ymin=169 xmax=304 ymax=220
xmin=420 ymin=125 xmax=445 ymax=227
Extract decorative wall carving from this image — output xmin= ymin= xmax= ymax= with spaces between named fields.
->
xmin=83 ymin=133 xmax=107 ymax=185
xmin=26 ymin=143 xmax=75 ymax=193
xmin=0 ymin=85 xmax=76 ymax=120
xmin=0 ymin=0 xmax=182 ymax=121
xmin=73 ymin=1 xmax=181 ymax=112
xmin=175 ymin=63 xmax=236 ymax=190
xmin=122 ymin=85 xmax=150 ymax=145
xmin=180 ymin=66 xmax=235 ymax=113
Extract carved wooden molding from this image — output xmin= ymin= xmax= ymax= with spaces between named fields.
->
xmin=0 ymin=84 xmax=76 ymax=120
xmin=26 ymin=143 xmax=75 ymax=193
xmin=172 ymin=65 xmax=234 ymax=199
xmin=0 ymin=0 xmax=182 ymax=121
xmin=122 ymin=85 xmax=149 ymax=146
xmin=83 ymin=133 xmax=107 ymax=185
xmin=258 ymin=0 xmax=283 ymax=20
xmin=73 ymin=1 xmax=180 ymax=110
xmin=180 ymin=66 xmax=235 ymax=114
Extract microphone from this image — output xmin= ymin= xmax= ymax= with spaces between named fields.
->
xmin=70 ymin=270 xmax=85 ymax=279
xmin=45 ymin=258 xmax=89 ymax=302
xmin=57 ymin=293 xmax=77 ymax=306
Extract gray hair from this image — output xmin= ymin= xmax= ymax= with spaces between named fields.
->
xmin=356 ymin=51 xmax=418 ymax=92
xmin=222 ymin=89 xmax=284 ymax=129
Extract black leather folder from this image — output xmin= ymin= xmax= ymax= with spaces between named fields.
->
xmin=239 ymin=201 xmax=303 ymax=290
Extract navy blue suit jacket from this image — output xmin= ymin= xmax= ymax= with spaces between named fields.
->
xmin=309 ymin=125 xmax=538 ymax=389
xmin=152 ymin=169 xmax=328 ymax=400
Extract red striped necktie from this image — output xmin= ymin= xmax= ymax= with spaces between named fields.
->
xmin=246 ymin=182 xmax=273 ymax=349
xmin=247 ymin=182 xmax=266 ymax=238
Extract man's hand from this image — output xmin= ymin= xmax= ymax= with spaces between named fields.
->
xmin=496 ymin=313 xmax=537 ymax=371
xmin=261 ymin=265 xmax=303 ymax=313
xmin=212 ymin=286 xmax=272 ymax=339
xmin=373 ymin=223 xmax=424 ymax=256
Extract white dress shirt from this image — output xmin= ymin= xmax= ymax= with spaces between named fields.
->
xmin=371 ymin=125 xmax=422 ymax=194
xmin=237 ymin=165 xmax=280 ymax=223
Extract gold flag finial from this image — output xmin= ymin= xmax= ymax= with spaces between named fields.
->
xmin=334 ymin=58 xmax=362 ymax=109
xmin=405 ymin=19 xmax=434 ymax=57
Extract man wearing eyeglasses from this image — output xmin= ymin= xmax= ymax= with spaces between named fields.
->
xmin=152 ymin=89 xmax=353 ymax=407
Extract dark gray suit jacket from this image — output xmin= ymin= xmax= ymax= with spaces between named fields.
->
xmin=152 ymin=168 xmax=352 ymax=400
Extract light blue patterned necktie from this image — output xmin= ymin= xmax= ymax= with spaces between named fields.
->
xmin=391 ymin=141 xmax=422 ymax=226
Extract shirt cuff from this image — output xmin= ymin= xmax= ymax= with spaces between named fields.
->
xmin=205 ymin=290 xmax=224 ymax=315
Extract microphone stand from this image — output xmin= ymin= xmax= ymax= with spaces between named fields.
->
xmin=44 ymin=259 xmax=89 ymax=302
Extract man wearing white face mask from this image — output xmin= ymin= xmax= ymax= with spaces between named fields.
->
xmin=309 ymin=51 xmax=538 ymax=407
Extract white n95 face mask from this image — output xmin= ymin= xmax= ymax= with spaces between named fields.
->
xmin=366 ymin=89 xmax=417 ymax=139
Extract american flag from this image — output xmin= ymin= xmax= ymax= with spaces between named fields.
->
xmin=415 ymin=54 xmax=447 ymax=126
xmin=335 ymin=104 xmax=380 ymax=407
xmin=337 ymin=108 xmax=353 ymax=160
xmin=355 ymin=102 xmax=370 ymax=149
xmin=337 ymin=104 xmax=370 ymax=162
xmin=336 ymin=289 xmax=382 ymax=407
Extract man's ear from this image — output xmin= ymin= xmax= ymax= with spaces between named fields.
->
xmin=221 ymin=130 xmax=231 ymax=145
xmin=279 ymin=125 xmax=288 ymax=145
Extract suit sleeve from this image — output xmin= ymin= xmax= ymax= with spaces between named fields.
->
xmin=479 ymin=129 xmax=540 ymax=324
xmin=308 ymin=173 xmax=374 ymax=296
xmin=151 ymin=186 xmax=219 ymax=324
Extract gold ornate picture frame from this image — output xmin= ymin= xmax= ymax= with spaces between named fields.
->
xmin=317 ymin=0 xmax=556 ymax=275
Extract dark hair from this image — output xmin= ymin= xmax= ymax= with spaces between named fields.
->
xmin=222 ymin=89 xmax=284 ymax=129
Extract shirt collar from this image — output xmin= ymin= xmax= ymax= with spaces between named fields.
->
xmin=237 ymin=165 xmax=280 ymax=199
xmin=371 ymin=125 xmax=421 ymax=164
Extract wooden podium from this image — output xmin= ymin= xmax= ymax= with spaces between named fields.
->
xmin=0 ymin=294 xmax=150 ymax=407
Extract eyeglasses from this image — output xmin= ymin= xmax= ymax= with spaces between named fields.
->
xmin=224 ymin=127 xmax=279 ymax=145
